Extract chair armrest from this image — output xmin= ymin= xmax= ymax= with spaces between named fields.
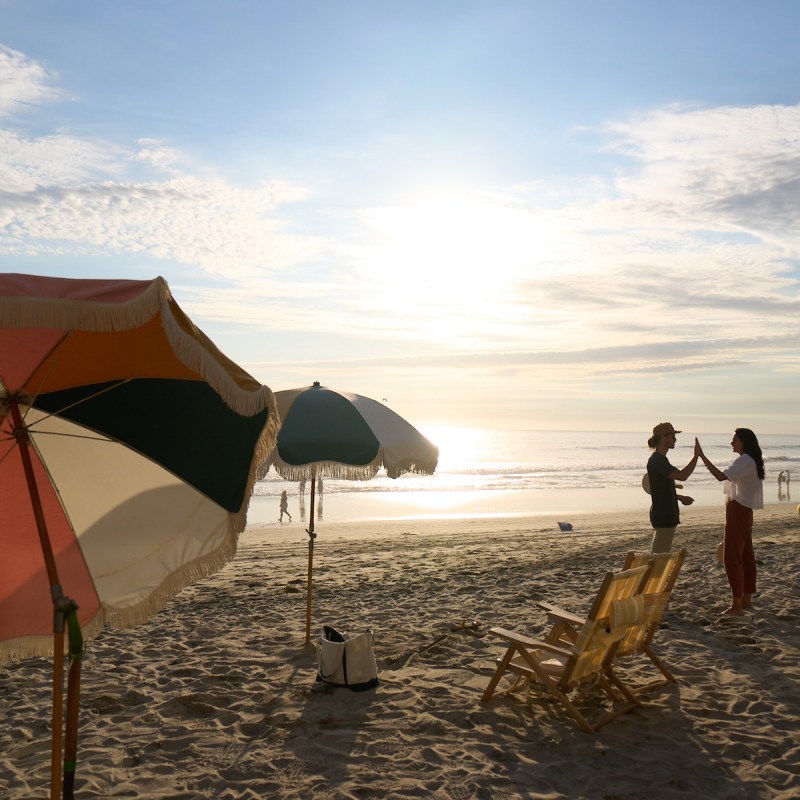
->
xmin=537 ymin=601 xmax=586 ymax=626
xmin=489 ymin=627 xmax=572 ymax=658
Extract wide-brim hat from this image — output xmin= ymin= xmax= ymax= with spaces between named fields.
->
xmin=652 ymin=422 xmax=681 ymax=437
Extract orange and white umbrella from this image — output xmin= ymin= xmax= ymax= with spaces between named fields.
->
xmin=0 ymin=273 xmax=278 ymax=798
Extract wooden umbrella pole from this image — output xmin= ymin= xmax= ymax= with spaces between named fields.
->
xmin=9 ymin=398 xmax=61 ymax=588
xmin=305 ymin=467 xmax=317 ymax=643
xmin=9 ymin=397 xmax=65 ymax=800
xmin=51 ymin=632 xmax=64 ymax=800
xmin=63 ymin=611 xmax=83 ymax=800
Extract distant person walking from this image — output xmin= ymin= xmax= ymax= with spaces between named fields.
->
xmin=697 ymin=428 xmax=764 ymax=616
xmin=279 ymin=490 xmax=292 ymax=522
xmin=646 ymin=422 xmax=699 ymax=553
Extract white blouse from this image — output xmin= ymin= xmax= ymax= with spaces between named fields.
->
xmin=723 ymin=453 xmax=764 ymax=510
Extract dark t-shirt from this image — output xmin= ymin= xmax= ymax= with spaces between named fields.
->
xmin=647 ymin=451 xmax=679 ymax=528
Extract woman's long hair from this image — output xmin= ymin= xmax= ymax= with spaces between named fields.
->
xmin=736 ymin=428 xmax=765 ymax=479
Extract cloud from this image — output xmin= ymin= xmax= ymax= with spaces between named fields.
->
xmin=0 ymin=45 xmax=798 ymax=393
xmin=0 ymin=130 xmax=128 ymax=192
xmin=0 ymin=175 xmax=323 ymax=276
xmin=0 ymin=47 xmax=321 ymax=275
xmin=599 ymin=103 xmax=800 ymax=246
xmin=0 ymin=45 xmax=60 ymax=118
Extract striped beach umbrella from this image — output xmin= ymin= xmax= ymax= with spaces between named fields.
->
xmin=0 ymin=273 xmax=278 ymax=799
xmin=269 ymin=381 xmax=439 ymax=642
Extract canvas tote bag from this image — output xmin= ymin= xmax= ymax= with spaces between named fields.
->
xmin=316 ymin=624 xmax=379 ymax=691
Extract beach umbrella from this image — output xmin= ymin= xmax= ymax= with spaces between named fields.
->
xmin=0 ymin=273 xmax=278 ymax=799
xmin=268 ymin=381 xmax=439 ymax=642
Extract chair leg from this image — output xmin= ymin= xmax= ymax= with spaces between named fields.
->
xmin=605 ymin=668 xmax=641 ymax=708
xmin=644 ymin=645 xmax=676 ymax=683
xmin=482 ymin=647 xmax=516 ymax=702
xmin=549 ymin=685 xmax=596 ymax=734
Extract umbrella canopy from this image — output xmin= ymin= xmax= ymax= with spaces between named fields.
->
xmin=0 ymin=273 xmax=278 ymax=797
xmin=271 ymin=382 xmax=439 ymax=481
xmin=268 ymin=382 xmax=438 ymax=641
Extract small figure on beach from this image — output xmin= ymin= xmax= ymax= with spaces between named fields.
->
xmin=697 ymin=428 xmax=764 ymax=616
xmin=279 ymin=490 xmax=292 ymax=522
xmin=646 ymin=422 xmax=699 ymax=553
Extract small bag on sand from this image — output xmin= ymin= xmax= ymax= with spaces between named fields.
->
xmin=316 ymin=624 xmax=379 ymax=692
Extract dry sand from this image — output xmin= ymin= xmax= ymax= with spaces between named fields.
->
xmin=2 ymin=504 xmax=799 ymax=799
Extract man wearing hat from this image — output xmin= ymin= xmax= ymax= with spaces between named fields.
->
xmin=646 ymin=422 xmax=700 ymax=552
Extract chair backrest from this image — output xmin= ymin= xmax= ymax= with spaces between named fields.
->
xmin=622 ymin=549 xmax=686 ymax=595
xmin=561 ymin=565 xmax=649 ymax=687
xmin=617 ymin=550 xmax=686 ymax=654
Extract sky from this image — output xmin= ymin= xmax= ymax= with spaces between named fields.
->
xmin=2 ymin=1 xmax=799 ymax=436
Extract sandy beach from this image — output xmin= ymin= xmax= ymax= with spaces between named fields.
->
xmin=2 ymin=504 xmax=799 ymax=799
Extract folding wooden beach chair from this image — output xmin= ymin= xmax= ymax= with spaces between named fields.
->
xmin=539 ymin=550 xmax=686 ymax=695
xmin=481 ymin=565 xmax=650 ymax=733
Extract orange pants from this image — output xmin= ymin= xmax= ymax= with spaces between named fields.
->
xmin=724 ymin=499 xmax=756 ymax=598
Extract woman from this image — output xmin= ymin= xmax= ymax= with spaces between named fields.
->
xmin=698 ymin=429 xmax=764 ymax=615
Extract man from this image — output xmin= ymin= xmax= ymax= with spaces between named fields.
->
xmin=646 ymin=422 xmax=700 ymax=552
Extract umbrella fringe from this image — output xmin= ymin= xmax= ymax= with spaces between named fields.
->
xmin=157 ymin=288 xmax=277 ymax=419
xmin=268 ymin=450 xmax=439 ymax=481
xmin=0 ymin=275 xmax=280 ymax=422
xmin=0 ymin=277 xmax=165 ymax=332
xmin=103 ymin=528 xmax=239 ymax=630
xmin=0 ymin=613 xmax=105 ymax=665
xmin=385 ymin=459 xmax=438 ymax=478
xmin=269 ymin=454 xmax=382 ymax=482
xmin=0 ymin=499 xmax=264 ymax=659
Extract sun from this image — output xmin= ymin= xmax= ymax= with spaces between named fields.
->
xmin=357 ymin=192 xmax=552 ymax=311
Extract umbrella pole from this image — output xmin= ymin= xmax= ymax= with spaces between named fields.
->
xmin=305 ymin=468 xmax=317 ymax=643
xmin=63 ymin=605 xmax=84 ymax=800
xmin=9 ymin=397 xmax=73 ymax=800
xmin=51 ymin=631 xmax=64 ymax=800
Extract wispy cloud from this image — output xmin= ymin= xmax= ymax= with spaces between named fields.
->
xmin=0 ymin=45 xmax=60 ymax=118
xmin=600 ymin=104 xmax=800 ymax=244
xmin=0 ymin=45 xmax=798 ymax=432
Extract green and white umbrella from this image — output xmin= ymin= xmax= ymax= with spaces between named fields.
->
xmin=269 ymin=382 xmax=438 ymax=641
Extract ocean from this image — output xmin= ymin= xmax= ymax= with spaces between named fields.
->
xmin=248 ymin=428 xmax=800 ymax=526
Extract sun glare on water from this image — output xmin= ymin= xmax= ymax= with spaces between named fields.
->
xmin=419 ymin=424 xmax=489 ymax=472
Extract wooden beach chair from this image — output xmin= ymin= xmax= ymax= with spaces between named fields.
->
xmin=481 ymin=565 xmax=650 ymax=733
xmin=539 ymin=550 xmax=686 ymax=695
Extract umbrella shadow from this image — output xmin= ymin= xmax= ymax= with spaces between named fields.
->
xmin=284 ymin=680 xmax=381 ymax=788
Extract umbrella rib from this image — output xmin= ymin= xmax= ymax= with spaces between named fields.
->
xmin=23 ymin=430 xmax=113 ymax=443
xmin=23 ymin=378 xmax=133 ymax=431
xmin=0 ymin=439 xmax=19 ymax=468
xmin=11 ymin=328 xmax=72 ymax=416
